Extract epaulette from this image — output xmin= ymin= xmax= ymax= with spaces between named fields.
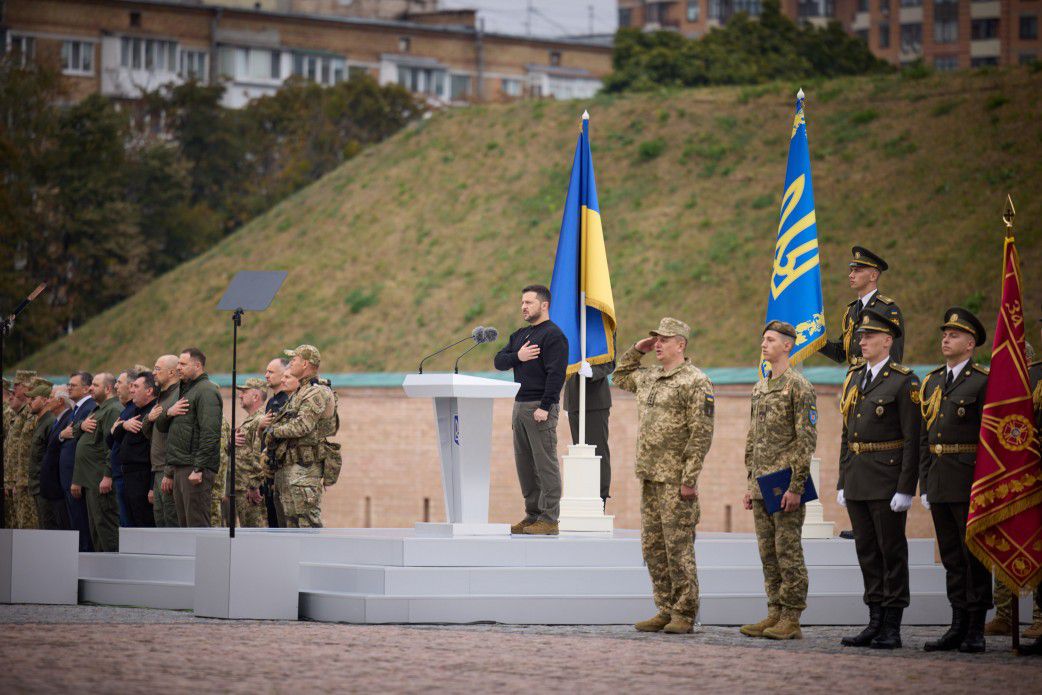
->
xmin=846 ymin=298 xmax=860 ymax=308
xmin=925 ymin=365 xmax=945 ymax=375
xmin=972 ymin=364 xmax=990 ymax=375
xmin=876 ymin=294 xmax=896 ymax=305
xmin=847 ymin=362 xmax=864 ymax=374
xmin=889 ymin=363 xmax=911 ymax=374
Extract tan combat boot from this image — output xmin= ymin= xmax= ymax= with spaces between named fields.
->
xmin=1023 ymin=619 xmax=1042 ymax=639
xmin=740 ymin=607 xmax=781 ymax=638
xmin=634 ymin=613 xmax=671 ymax=632
xmin=510 ymin=518 xmax=535 ymax=534
xmin=663 ymin=615 xmax=695 ymax=634
xmin=984 ymin=615 xmax=1011 ymax=636
xmin=521 ymin=519 xmax=559 ymax=536
xmin=763 ymin=610 xmax=803 ymax=640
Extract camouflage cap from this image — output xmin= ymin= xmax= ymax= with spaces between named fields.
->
xmin=763 ymin=320 xmax=798 ymax=340
xmin=649 ymin=317 xmax=691 ymax=340
xmin=28 ymin=380 xmax=53 ymax=399
xmin=284 ymin=344 xmax=321 ymax=366
xmin=14 ymin=370 xmax=37 ymax=386
xmin=2 ymin=378 xmax=10 ymax=391
xmin=236 ymin=376 xmax=269 ymax=392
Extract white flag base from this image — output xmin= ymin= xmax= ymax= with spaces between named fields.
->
xmin=802 ymin=457 xmax=835 ymax=539
xmin=559 ymin=443 xmax=614 ymax=533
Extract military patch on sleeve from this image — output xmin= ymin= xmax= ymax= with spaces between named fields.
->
xmin=910 ymin=387 xmax=920 ymax=405
xmin=704 ymin=393 xmax=715 ymax=417
xmin=809 ymin=405 xmax=818 ymax=426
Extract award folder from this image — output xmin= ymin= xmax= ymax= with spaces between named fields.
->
xmin=756 ymin=467 xmax=818 ymax=515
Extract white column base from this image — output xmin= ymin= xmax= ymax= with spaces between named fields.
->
xmin=0 ymin=529 xmax=79 ymax=605
xmin=802 ymin=457 xmax=835 ymax=539
xmin=193 ymin=534 xmax=301 ymax=619
xmin=559 ymin=444 xmax=614 ymax=533
xmin=414 ymin=522 xmax=510 ymax=537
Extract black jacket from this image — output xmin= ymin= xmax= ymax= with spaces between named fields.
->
xmin=494 ymin=320 xmax=568 ymax=411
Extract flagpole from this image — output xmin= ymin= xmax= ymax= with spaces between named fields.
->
xmin=580 ymin=291 xmax=587 ymax=446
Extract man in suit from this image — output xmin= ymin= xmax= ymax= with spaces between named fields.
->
xmin=820 ymin=247 xmax=905 ymax=367
xmin=836 ymin=309 xmax=920 ymax=650
xmin=919 ymin=307 xmax=991 ymax=653
xmin=58 ymin=372 xmax=95 ymax=551
xmin=39 ymin=385 xmax=73 ymax=530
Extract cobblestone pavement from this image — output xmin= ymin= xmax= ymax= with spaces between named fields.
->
xmin=1 ymin=605 xmax=1039 ymax=694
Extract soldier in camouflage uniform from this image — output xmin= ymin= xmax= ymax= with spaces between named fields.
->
xmin=232 ymin=377 xmax=268 ymax=527
xmin=6 ymin=371 xmax=37 ymax=528
xmin=211 ymin=419 xmax=231 ymax=527
xmin=261 ymin=345 xmax=339 ymax=528
xmin=739 ymin=321 xmax=817 ymax=640
xmin=614 ymin=318 xmax=714 ymax=635
xmin=2 ymin=377 xmax=13 ymax=527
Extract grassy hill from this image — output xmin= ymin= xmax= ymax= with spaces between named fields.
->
xmin=22 ymin=67 xmax=1042 ymax=374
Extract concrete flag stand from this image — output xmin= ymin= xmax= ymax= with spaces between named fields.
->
xmin=193 ymin=533 xmax=301 ymax=619
xmin=801 ymin=457 xmax=835 ymax=539
xmin=0 ymin=529 xmax=78 ymax=604
xmin=559 ymin=442 xmax=614 ymax=533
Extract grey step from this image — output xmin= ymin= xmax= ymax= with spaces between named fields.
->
xmin=79 ymin=577 xmax=193 ymax=610
xmin=79 ymin=553 xmax=194 ymax=583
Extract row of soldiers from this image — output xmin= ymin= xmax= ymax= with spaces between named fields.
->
xmin=1 ymin=344 xmax=342 ymax=550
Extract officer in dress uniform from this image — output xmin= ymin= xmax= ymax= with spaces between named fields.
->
xmin=820 ymin=247 xmax=905 ymax=366
xmin=836 ymin=309 xmax=920 ymax=650
xmin=919 ymin=308 xmax=991 ymax=654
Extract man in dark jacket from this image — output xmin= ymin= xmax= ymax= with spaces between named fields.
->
xmin=72 ymin=373 xmax=122 ymax=552
xmin=158 ymin=347 xmax=222 ymax=527
xmin=26 ymin=381 xmax=56 ymax=529
xmin=111 ymin=372 xmax=158 ymax=527
xmin=58 ymin=372 xmax=95 ymax=551
xmin=39 ymin=386 xmax=73 ymax=530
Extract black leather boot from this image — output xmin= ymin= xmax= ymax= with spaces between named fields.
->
xmin=842 ymin=603 xmax=883 ymax=647
xmin=924 ymin=607 xmax=967 ymax=652
xmin=958 ymin=610 xmax=986 ymax=653
xmin=870 ymin=607 xmax=903 ymax=649
xmin=1020 ymin=638 xmax=1042 ymax=656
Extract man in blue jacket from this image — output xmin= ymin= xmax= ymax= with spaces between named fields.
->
xmin=58 ymin=372 xmax=95 ymax=551
xmin=39 ymin=385 xmax=73 ymax=530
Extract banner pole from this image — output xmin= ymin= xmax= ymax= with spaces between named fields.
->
xmin=579 ymin=291 xmax=587 ymax=446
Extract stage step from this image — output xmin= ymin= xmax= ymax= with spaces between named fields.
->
xmin=79 ymin=576 xmax=193 ymax=610
xmin=79 ymin=553 xmax=194 ymax=583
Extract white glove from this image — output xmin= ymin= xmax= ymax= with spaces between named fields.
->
xmin=920 ymin=494 xmax=931 ymax=510
xmin=890 ymin=493 xmax=913 ymax=512
xmin=578 ymin=361 xmax=593 ymax=378
xmin=836 ymin=489 xmax=846 ymax=508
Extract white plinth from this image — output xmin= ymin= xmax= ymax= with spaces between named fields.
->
xmin=414 ymin=522 xmax=511 ymax=537
xmin=802 ymin=457 xmax=835 ymax=539
xmin=558 ymin=444 xmax=614 ymax=533
xmin=0 ymin=529 xmax=79 ymax=604
xmin=193 ymin=534 xmax=300 ymax=619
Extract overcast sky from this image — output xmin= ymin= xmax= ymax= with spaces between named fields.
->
xmin=438 ymin=0 xmax=619 ymax=37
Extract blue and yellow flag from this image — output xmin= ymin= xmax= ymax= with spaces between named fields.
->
xmin=550 ymin=112 xmax=616 ymax=375
xmin=763 ymin=90 xmax=825 ymax=376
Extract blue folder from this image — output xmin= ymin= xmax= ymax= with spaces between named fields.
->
xmin=756 ymin=467 xmax=818 ymax=515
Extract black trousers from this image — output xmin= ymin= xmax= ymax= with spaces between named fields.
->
xmin=567 ymin=408 xmax=611 ymax=500
xmin=847 ymin=499 xmax=910 ymax=608
xmin=262 ymin=478 xmax=282 ymax=527
xmin=122 ymin=466 xmax=155 ymax=528
xmin=931 ymin=501 xmax=993 ymax=611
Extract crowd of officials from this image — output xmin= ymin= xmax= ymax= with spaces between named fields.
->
xmin=2 ymin=344 xmax=342 ymax=553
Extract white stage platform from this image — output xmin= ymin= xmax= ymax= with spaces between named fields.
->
xmin=75 ymin=527 xmax=1033 ymax=625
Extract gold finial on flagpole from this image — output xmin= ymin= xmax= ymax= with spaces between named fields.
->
xmin=1003 ymin=194 xmax=1016 ymax=237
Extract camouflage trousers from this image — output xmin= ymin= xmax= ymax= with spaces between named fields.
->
xmin=640 ymin=479 xmax=700 ymax=621
xmin=275 ymin=464 xmax=323 ymax=528
xmin=234 ymin=494 xmax=268 ymax=528
xmin=994 ymin=579 xmax=1042 ymax=622
xmin=752 ymin=500 xmax=808 ymax=614
xmin=16 ymin=487 xmax=38 ymax=529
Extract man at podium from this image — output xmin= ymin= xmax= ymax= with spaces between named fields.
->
xmin=494 ymin=285 xmax=568 ymax=536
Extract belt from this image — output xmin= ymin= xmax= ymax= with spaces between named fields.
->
xmin=931 ymin=443 xmax=977 ymax=455
xmin=849 ymin=439 xmax=904 ymax=454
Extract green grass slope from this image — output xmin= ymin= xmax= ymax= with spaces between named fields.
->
xmin=22 ymin=68 xmax=1042 ymax=374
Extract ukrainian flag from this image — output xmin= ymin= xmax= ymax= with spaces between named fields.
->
xmin=763 ymin=89 xmax=826 ymax=376
xmin=550 ymin=112 xmax=616 ymax=375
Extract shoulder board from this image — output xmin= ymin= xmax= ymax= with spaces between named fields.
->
xmin=846 ymin=298 xmax=860 ymax=308
xmin=846 ymin=363 xmax=864 ymax=374
xmin=925 ymin=365 xmax=945 ymax=377
xmin=889 ymin=363 xmax=911 ymax=374
xmin=875 ymin=294 xmax=895 ymax=305
xmin=972 ymin=364 xmax=990 ymax=375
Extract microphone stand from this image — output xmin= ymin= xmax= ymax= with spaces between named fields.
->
xmin=453 ymin=341 xmax=483 ymax=374
xmin=418 ymin=334 xmax=478 ymax=373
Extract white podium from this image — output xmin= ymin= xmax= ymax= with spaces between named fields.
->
xmin=403 ymin=373 xmax=520 ymax=536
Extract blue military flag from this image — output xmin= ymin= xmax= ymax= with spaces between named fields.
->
xmin=762 ymin=89 xmax=825 ymax=377
xmin=549 ymin=111 xmax=616 ymax=376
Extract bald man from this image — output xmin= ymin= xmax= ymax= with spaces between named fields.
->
xmin=148 ymin=355 xmax=180 ymax=527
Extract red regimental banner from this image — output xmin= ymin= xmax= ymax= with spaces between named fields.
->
xmin=966 ymin=233 xmax=1042 ymax=592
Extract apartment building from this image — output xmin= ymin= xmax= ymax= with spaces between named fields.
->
xmin=1 ymin=0 xmax=611 ymax=108
xmin=617 ymin=0 xmax=1040 ymax=69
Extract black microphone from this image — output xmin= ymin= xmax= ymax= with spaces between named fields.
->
xmin=418 ymin=326 xmax=484 ymax=373
xmin=454 ymin=326 xmax=499 ymax=374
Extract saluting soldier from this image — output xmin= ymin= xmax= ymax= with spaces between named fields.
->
xmin=836 ymin=309 xmax=920 ymax=650
xmin=820 ymin=247 xmax=905 ymax=366
xmin=919 ymin=308 xmax=991 ymax=653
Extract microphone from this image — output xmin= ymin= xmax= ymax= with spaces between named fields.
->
xmin=418 ymin=326 xmax=484 ymax=373
xmin=454 ymin=326 xmax=499 ymax=374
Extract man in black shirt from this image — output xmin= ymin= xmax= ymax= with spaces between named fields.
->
xmin=261 ymin=357 xmax=289 ymax=527
xmin=111 ymin=372 xmax=159 ymax=527
xmin=494 ymin=284 xmax=568 ymax=536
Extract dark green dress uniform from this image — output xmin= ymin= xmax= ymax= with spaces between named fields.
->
xmin=820 ymin=247 xmax=905 ymax=366
xmin=920 ymin=308 xmax=992 ymax=653
xmin=838 ymin=309 xmax=920 ymax=649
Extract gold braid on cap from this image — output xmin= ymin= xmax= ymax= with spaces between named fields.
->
xmin=921 ymin=378 xmax=943 ymax=429
xmin=839 ymin=370 xmax=859 ymax=418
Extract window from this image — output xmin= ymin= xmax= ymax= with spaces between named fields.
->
xmin=60 ymin=40 xmax=94 ymax=75
xmin=858 ymin=0 xmax=868 ymax=11
xmin=129 ymin=11 xmax=141 ymax=27
xmin=245 ymin=48 xmax=280 ymax=81
xmin=618 ymin=8 xmax=632 ymax=27
xmin=120 ymin=37 xmax=177 ymax=72
xmin=799 ymin=0 xmax=834 ymax=18
xmin=645 ymin=1 xmax=665 ymax=23
xmin=899 ymin=0 xmax=921 ymax=6
xmin=878 ymin=22 xmax=890 ymax=48
xmin=501 ymin=77 xmax=522 ymax=97
xmin=7 ymin=34 xmax=35 ymax=67
xmin=450 ymin=74 xmax=471 ymax=100
xmin=687 ymin=0 xmax=701 ymax=21
xmin=934 ymin=54 xmax=958 ymax=71
xmin=397 ymin=65 xmax=445 ymax=96
xmin=1022 ymin=15 xmax=1039 ymax=40
xmin=879 ymin=0 xmax=890 ymax=17
xmin=734 ymin=0 xmax=762 ymax=15
xmin=1020 ymin=53 xmax=1037 ymax=65
xmin=934 ymin=19 xmax=958 ymax=43
xmin=972 ymin=19 xmax=999 ymax=40
xmin=348 ymin=65 xmax=369 ymax=80
xmin=292 ymin=53 xmax=346 ymax=86
xmin=180 ymin=50 xmax=207 ymax=80
xmin=971 ymin=56 xmax=998 ymax=67
xmin=398 ymin=36 xmax=411 ymax=52
xmin=549 ymin=50 xmax=561 ymax=66
xmin=856 ymin=28 xmax=869 ymax=42
xmin=900 ymin=23 xmax=922 ymax=53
